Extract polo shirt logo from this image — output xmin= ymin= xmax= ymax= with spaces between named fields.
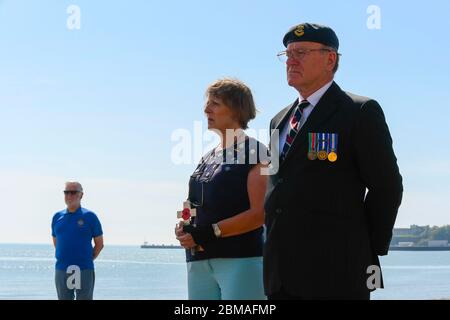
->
xmin=77 ymin=219 xmax=85 ymax=227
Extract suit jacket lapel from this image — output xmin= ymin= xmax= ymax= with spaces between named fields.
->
xmin=273 ymin=99 xmax=299 ymax=131
xmin=269 ymin=99 xmax=298 ymax=155
xmin=280 ymin=82 xmax=343 ymax=168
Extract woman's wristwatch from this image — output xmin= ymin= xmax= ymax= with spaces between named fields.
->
xmin=212 ymin=223 xmax=222 ymax=238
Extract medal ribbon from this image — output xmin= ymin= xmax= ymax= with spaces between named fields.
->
xmin=320 ymin=133 xmax=327 ymax=152
xmin=330 ymin=133 xmax=338 ymax=153
xmin=308 ymin=132 xmax=317 ymax=153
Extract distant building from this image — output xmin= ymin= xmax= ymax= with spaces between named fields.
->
xmin=389 ymin=225 xmax=450 ymax=251
xmin=394 ymin=228 xmax=416 ymax=236
xmin=398 ymin=242 xmax=414 ymax=247
xmin=428 ymin=240 xmax=449 ymax=247
xmin=390 ymin=225 xmax=430 ymax=246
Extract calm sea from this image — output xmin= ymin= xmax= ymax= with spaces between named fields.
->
xmin=0 ymin=244 xmax=449 ymax=300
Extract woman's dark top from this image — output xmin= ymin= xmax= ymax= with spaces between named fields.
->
xmin=185 ymin=136 xmax=268 ymax=262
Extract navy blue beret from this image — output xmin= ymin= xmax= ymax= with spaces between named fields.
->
xmin=283 ymin=23 xmax=339 ymax=50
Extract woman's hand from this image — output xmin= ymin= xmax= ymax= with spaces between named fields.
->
xmin=174 ymin=221 xmax=184 ymax=237
xmin=175 ymin=222 xmax=198 ymax=249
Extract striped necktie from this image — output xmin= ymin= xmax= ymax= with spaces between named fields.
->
xmin=280 ymin=100 xmax=310 ymax=161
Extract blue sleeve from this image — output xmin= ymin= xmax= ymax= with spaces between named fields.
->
xmin=91 ymin=214 xmax=103 ymax=238
xmin=51 ymin=215 xmax=56 ymax=237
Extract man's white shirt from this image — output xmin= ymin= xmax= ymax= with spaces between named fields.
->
xmin=279 ymin=80 xmax=334 ymax=155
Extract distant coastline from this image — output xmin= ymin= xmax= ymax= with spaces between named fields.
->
xmin=390 ymin=225 xmax=450 ymax=250
xmin=139 ymin=245 xmax=450 ymax=251
xmin=389 ymin=246 xmax=450 ymax=251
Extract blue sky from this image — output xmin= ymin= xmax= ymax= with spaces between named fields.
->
xmin=0 ymin=0 xmax=449 ymax=245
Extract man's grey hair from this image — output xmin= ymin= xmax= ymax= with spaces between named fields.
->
xmin=323 ymin=45 xmax=341 ymax=74
xmin=65 ymin=181 xmax=83 ymax=192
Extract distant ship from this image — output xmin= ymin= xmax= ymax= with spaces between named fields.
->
xmin=140 ymin=242 xmax=182 ymax=249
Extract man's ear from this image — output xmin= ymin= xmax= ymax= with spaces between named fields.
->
xmin=80 ymin=193 xmax=84 ymax=200
xmin=327 ymin=52 xmax=337 ymax=72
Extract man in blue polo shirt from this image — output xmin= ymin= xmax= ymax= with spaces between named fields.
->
xmin=51 ymin=181 xmax=104 ymax=300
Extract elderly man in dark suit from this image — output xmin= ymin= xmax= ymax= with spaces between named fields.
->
xmin=264 ymin=23 xmax=403 ymax=300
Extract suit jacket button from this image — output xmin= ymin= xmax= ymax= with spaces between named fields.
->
xmin=275 ymin=208 xmax=282 ymax=214
xmin=278 ymin=178 xmax=284 ymax=184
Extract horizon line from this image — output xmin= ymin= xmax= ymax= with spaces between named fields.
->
xmin=0 ymin=242 xmax=181 ymax=247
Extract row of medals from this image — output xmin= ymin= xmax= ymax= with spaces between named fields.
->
xmin=308 ymin=150 xmax=337 ymax=162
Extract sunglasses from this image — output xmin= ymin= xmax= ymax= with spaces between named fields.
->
xmin=64 ymin=190 xmax=81 ymax=195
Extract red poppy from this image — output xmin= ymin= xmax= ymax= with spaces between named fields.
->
xmin=182 ymin=208 xmax=191 ymax=221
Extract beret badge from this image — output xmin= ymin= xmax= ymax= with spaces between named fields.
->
xmin=294 ymin=25 xmax=305 ymax=37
